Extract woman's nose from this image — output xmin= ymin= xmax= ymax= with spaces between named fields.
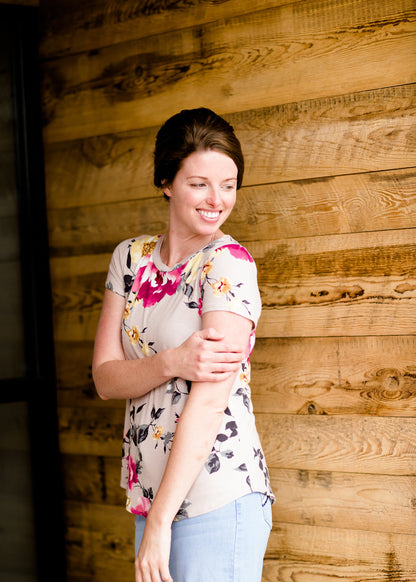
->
xmin=206 ymin=186 xmax=221 ymax=205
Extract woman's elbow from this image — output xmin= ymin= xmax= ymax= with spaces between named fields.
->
xmin=92 ymin=366 xmax=111 ymax=400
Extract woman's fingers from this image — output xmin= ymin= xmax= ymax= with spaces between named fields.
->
xmin=198 ymin=328 xmax=244 ymax=357
xmin=135 ymin=559 xmax=172 ymax=582
xmin=198 ymin=327 xmax=224 ymax=341
xmin=173 ymin=328 xmax=245 ymax=382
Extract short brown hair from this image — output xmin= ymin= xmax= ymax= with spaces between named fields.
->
xmin=154 ymin=108 xmax=244 ymax=191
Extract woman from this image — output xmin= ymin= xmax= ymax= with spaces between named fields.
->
xmin=93 ymin=108 xmax=274 ymax=582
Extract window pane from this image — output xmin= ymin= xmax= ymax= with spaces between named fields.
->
xmin=0 ymin=30 xmax=26 ymax=379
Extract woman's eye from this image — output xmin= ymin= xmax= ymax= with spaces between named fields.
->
xmin=191 ymin=183 xmax=206 ymax=188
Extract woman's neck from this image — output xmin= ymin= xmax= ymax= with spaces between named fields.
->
xmin=160 ymin=230 xmax=224 ymax=267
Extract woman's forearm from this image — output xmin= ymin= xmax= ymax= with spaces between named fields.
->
xmin=93 ymin=349 xmax=177 ymax=400
xmin=145 ymin=380 xmax=232 ymax=526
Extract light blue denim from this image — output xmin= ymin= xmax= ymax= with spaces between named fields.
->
xmin=134 ymin=492 xmax=272 ymax=582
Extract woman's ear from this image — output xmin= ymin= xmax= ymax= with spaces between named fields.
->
xmin=161 ymin=179 xmax=172 ymax=198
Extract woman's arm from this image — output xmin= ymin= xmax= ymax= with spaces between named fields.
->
xmin=92 ymin=289 xmax=246 ymax=400
xmin=135 ymin=309 xmax=253 ymax=582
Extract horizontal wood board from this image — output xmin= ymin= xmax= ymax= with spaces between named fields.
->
xmin=39 ymin=0 xmax=301 ymax=58
xmin=41 ymin=0 xmax=416 ymax=142
xmin=264 ymin=522 xmax=416 ymax=581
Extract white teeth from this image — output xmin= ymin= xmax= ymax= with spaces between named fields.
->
xmin=199 ymin=210 xmax=220 ymax=218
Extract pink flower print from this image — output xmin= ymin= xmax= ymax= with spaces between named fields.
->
xmin=130 ymin=496 xmax=151 ymax=517
xmin=127 ymin=455 xmax=139 ymax=490
xmin=246 ymin=329 xmax=256 ymax=358
xmin=131 ymin=260 xmax=184 ymax=307
xmin=222 ymin=244 xmax=254 ymax=263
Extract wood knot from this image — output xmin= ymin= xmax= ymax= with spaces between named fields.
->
xmin=363 ymin=368 xmax=415 ymax=402
xmin=298 ymin=401 xmax=327 ymax=415
xmin=81 ymin=135 xmax=120 ymax=168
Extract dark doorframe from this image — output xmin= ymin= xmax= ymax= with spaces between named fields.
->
xmin=0 ymin=4 xmax=66 ymax=580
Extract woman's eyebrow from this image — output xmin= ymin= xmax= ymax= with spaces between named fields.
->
xmin=186 ymin=175 xmax=237 ymax=181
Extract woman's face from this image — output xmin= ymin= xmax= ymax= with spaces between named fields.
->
xmin=163 ymin=149 xmax=238 ymax=241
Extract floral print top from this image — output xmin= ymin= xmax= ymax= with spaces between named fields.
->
xmin=105 ymin=233 xmax=275 ymax=520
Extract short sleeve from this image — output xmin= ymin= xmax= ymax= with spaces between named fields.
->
xmin=200 ymin=243 xmax=262 ymax=327
xmin=105 ymin=235 xmax=160 ymax=298
xmin=105 ymin=239 xmax=131 ymax=298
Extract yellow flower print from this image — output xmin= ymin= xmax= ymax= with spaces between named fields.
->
xmin=141 ymin=342 xmax=151 ymax=356
xmin=130 ymin=238 xmax=157 ymax=263
xmin=134 ymin=295 xmax=143 ymax=306
xmin=185 ymin=252 xmax=203 ymax=284
xmin=130 ymin=240 xmax=145 ymax=263
xmin=123 ymin=305 xmax=131 ymax=320
xmin=201 ymin=260 xmax=213 ymax=280
xmin=240 ymin=371 xmax=249 ymax=384
xmin=211 ymin=277 xmax=232 ymax=296
xmin=127 ymin=326 xmax=140 ymax=344
xmin=142 ymin=240 xmax=157 ymax=257
xmin=153 ymin=426 xmax=163 ymax=440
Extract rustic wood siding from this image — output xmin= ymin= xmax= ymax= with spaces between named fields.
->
xmin=39 ymin=0 xmax=416 ymax=580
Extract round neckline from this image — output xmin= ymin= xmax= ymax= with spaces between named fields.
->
xmin=152 ymin=234 xmax=231 ymax=272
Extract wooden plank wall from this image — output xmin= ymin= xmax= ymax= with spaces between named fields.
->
xmin=38 ymin=1 xmax=416 ymax=580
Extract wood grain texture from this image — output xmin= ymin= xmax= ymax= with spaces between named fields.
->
xmin=251 ymin=229 xmax=416 ymax=337
xmin=251 ymin=336 xmax=416 ymax=417
xmin=258 ymin=413 xmax=416 ymax=475
xmin=39 ymin=0 xmax=299 ymax=59
xmin=41 ymin=0 xmax=416 ymax=142
xmin=263 ymin=522 xmax=416 ymax=581
xmin=58 ymin=403 xmax=124 ymax=457
xmin=44 ymin=127 xmax=158 ymax=209
xmin=61 ymin=454 xmax=125 ymax=506
xmin=228 ymin=169 xmax=416 ymax=241
xmin=54 ymin=340 xmax=95 ymax=392
xmin=270 ymin=468 xmax=416 ymax=535
xmin=65 ymin=501 xmax=133 ymax=582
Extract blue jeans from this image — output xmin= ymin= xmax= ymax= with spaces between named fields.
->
xmin=135 ymin=492 xmax=272 ymax=582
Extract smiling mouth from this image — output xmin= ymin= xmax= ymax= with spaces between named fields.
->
xmin=198 ymin=209 xmax=221 ymax=219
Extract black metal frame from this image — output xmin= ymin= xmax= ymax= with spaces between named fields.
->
xmin=1 ymin=4 xmax=67 ymax=580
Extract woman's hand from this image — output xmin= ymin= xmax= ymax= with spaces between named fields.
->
xmin=170 ymin=327 xmax=244 ymax=383
xmin=135 ymin=516 xmax=172 ymax=582
xmin=93 ymin=289 xmax=245 ymax=400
